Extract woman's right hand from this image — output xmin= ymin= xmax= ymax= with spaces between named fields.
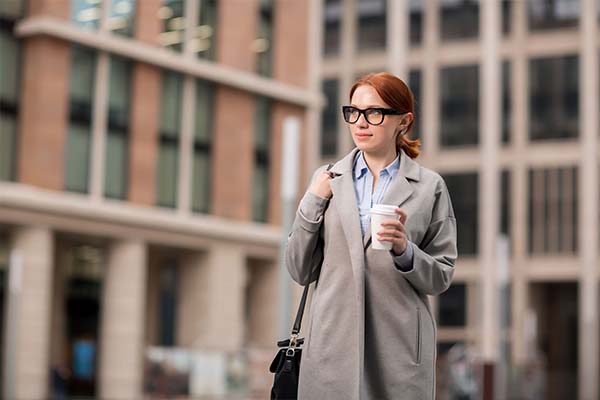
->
xmin=308 ymin=171 xmax=333 ymax=199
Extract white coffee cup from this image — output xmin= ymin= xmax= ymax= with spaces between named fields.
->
xmin=370 ymin=204 xmax=399 ymax=250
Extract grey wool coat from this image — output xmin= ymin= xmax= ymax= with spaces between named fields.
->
xmin=285 ymin=147 xmax=458 ymax=400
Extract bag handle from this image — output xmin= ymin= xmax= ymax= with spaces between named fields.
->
xmin=290 ymin=163 xmax=334 ymax=337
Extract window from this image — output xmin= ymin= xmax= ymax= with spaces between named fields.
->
xmin=528 ymin=0 xmax=579 ymax=31
xmin=501 ymin=170 xmax=511 ymax=240
xmin=156 ymin=71 xmax=183 ymax=208
xmin=528 ymin=167 xmax=578 ymax=255
xmin=158 ymin=261 xmax=178 ymax=346
xmin=321 ymin=79 xmax=339 ymax=157
xmin=252 ymin=97 xmax=272 ymax=223
xmin=65 ymin=46 xmax=97 ymax=193
xmin=71 ymin=0 xmax=101 ymax=30
xmin=443 ymin=173 xmax=478 ymax=256
xmin=440 ymin=65 xmax=479 ymax=147
xmin=529 ymin=55 xmax=578 ymax=141
xmin=357 ymin=0 xmax=386 ymax=51
xmin=158 ymin=0 xmax=185 ymax=51
xmin=323 ymin=0 xmax=341 ymax=56
xmin=0 ymin=6 xmax=22 ymax=181
xmin=408 ymin=69 xmax=422 ymax=144
xmin=440 ymin=0 xmax=479 ymax=41
xmin=191 ymin=80 xmax=214 ymax=214
xmin=194 ymin=0 xmax=217 ymax=60
xmin=501 ymin=0 xmax=511 ymax=36
xmin=255 ymin=0 xmax=274 ymax=77
xmin=108 ymin=0 xmax=136 ymax=37
xmin=409 ymin=0 xmax=423 ymax=46
xmin=437 ymin=283 xmax=466 ymax=327
xmin=501 ymin=61 xmax=511 ymax=145
xmin=105 ymin=56 xmax=132 ymax=199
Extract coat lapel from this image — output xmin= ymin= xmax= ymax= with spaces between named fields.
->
xmin=362 ymin=149 xmax=421 ymax=250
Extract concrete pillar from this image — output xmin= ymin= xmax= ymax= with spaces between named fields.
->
xmin=178 ymin=245 xmax=247 ymax=351
xmin=386 ymin=0 xmax=409 ymax=79
xmin=578 ymin=1 xmax=599 ymax=399
xmin=338 ymin=0 xmax=356 ymax=155
xmin=510 ymin=0 xmax=529 ymax=367
xmin=98 ymin=240 xmax=147 ymax=400
xmin=4 ymin=226 xmax=54 ymax=400
xmin=421 ymin=0 xmax=439 ymax=157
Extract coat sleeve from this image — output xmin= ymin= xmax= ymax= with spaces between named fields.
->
xmin=285 ymin=166 xmax=329 ymax=286
xmin=397 ymin=177 xmax=457 ymax=296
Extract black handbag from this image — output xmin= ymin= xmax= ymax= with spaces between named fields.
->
xmin=269 ymin=164 xmax=334 ymax=400
xmin=268 ymin=284 xmax=310 ymax=400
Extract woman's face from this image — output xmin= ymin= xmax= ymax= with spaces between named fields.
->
xmin=347 ymin=84 xmax=411 ymax=156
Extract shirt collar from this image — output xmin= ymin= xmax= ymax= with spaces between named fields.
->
xmin=353 ymin=151 xmax=400 ymax=179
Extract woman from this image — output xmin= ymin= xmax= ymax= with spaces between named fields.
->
xmin=285 ymin=72 xmax=457 ymax=399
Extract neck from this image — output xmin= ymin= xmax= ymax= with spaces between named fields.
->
xmin=362 ymin=147 xmax=398 ymax=177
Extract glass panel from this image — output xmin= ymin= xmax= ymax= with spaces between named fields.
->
xmin=440 ymin=65 xmax=479 ymax=147
xmin=437 ymin=283 xmax=466 ymax=327
xmin=71 ymin=0 xmax=101 ymax=30
xmin=408 ymin=69 xmax=421 ymax=144
xmin=528 ymin=166 xmax=578 ymax=255
xmin=108 ymin=0 xmax=136 ymax=36
xmin=528 ymin=0 xmax=579 ymax=31
xmin=529 ymin=55 xmax=578 ymax=141
xmin=157 ymin=71 xmax=182 ymax=208
xmin=253 ymin=97 xmax=271 ymax=223
xmin=191 ymin=80 xmax=214 ymax=214
xmin=66 ymin=46 xmax=96 ymax=193
xmin=501 ymin=60 xmax=511 ymax=145
xmin=65 ymin=124 xmax=92 ymax=193
xmin=323 ymin=0 xmax=341 ymax=56
xmin=502 ymin=0 xmax=511 ymax=35
xmin=255 ymin=0 xmax=274 ymax=77
xmin=500 ymin=170 xmax=511 ymax=238
xmin=0 ymin=116 xmax=16 ymax=180
xmin=409 ymin=0 xmax=423 ymax=45
xmin=0 ymin=0 xmax=25 ymax=18
xmin=157 ymin=140 xmax=178 ymax=207
xmin=0 ymin=28 xmax=20 ymax=181
xmin=159 ymin=72 xmax=183 ymax=137
xmin=105 ymin=56 xmax=131 ymax=199
xmin=0 ymin=31 xmax=19 ymax=103
xmin=158 ymin=0 xmax=185 ymax=52
xmin=321 ymin=79 xmax=339 ymax=157
xmin=194 ymin=0 xmax=217 ymax=60
xmin=440 ymin=0 xmax=479 ymax=41
xmin=357 ymin=0 xmax=386 ymax=51
xmin=443 ymin=172 xmax=478 ymax=255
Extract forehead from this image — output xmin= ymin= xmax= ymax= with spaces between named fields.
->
xmin=351 ymin=84 xmax=390 ymax=108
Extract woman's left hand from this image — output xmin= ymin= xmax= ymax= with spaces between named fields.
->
xmin=377 ymin=207 xmax=408 ymax=255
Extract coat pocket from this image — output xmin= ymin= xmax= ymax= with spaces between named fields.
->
xmin=414 ymin=307 xmax=422 ymax=365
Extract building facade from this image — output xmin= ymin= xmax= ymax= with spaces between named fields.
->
xmin=320 ymin=1 xmax=598 ymax=400
xmin=0 ymin=0 xmax=322 ymax=399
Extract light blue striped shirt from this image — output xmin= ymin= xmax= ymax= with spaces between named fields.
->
xmin=352 ymin=151 xmax=414 ymax=270
xmin=353 ymin=151 xmax=400 ymax=236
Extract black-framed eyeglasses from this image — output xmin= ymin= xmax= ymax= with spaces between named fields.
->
xmin=342 ymin=106 xmax=403 ymax=126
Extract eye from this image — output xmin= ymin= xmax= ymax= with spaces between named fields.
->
xmin=366 ymin=108 xmax=382 ymax=117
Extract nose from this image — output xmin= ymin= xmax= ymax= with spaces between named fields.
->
xmin=356 ymin=112 xmax=369 ymax=127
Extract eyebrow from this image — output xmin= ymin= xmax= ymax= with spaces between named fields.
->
xmin=350 ymin=104 xmax=385 ymax=108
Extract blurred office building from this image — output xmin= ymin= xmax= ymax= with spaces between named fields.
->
xmin=320 ymin=1 xmax=598 ymax=400
xmin=0 ymin=0 xmax=321 ymax=398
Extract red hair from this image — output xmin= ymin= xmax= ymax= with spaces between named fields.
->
xmin=349 ymin=72 xmax=421 ymax=159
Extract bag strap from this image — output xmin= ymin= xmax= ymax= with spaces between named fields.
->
xmin=290 ymin=163 xmax=334 ymax=336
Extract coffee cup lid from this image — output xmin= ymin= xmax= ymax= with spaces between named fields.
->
xmin=370 ymin=204 xmax=397 ymax=215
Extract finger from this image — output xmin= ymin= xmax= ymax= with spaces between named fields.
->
xmin=377 ymin=228 xmax=404 ymax=237
xmin=380 ymin=222 xmax=406 ymax=234
xmin=395 ymin=208 xmax=407 ymax=224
